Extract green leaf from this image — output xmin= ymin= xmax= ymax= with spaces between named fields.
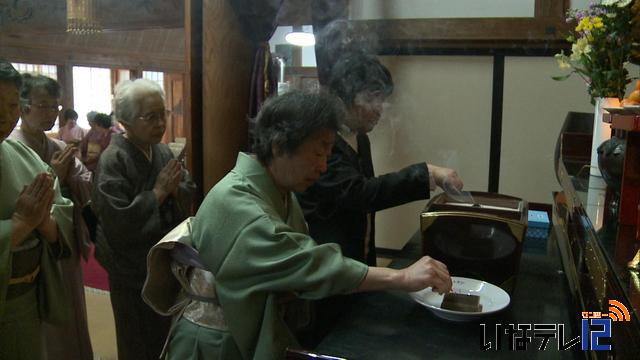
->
xmin=552 ymin=74 xmax=573 ymax=81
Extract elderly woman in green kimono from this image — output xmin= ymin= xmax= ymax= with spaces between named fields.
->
xmin=0 ymin=61 xmax=74 ymax=359
xmin=160 ymin=90 xmax=452 ymax=360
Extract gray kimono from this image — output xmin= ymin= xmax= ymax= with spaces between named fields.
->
xmin=92 ymin=134 xmax=195 ymax=288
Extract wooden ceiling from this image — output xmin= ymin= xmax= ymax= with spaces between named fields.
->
xmin=0 ymin=0 xmax=185 ymax=71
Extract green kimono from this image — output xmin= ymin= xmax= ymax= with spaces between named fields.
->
xmin=168 ymin=153 xmax=368 ymax=360
xmin=0 ymin=139 xmax=74 ymax=360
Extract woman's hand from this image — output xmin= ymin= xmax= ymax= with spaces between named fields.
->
xmin=400 ymin=256 xmax=452 ymax=294
xmin=153 ymin=159 xmax=182 ymax=204
xmin=11 ymin=173 xmax=55 ymax=247
xmin=355 ymin=256 xmax=452 ymax=294
xmin=427 ymin=164 xmax=463 ymax=192
xmin=50 ymin=145 xmax=77 ymax=185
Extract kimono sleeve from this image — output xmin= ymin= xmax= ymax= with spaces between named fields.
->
xmin=93 ymin=153 xmax=162 ymax=246
xmin=214 ymin=214 xmax=368 ymax=300
xmin=50 ymin=175 xmax=75 ymax=257
xmin=305 ymin=153 xmax=430 ymax=216
xmin=173 ymin=168 xmax=196 ymax=218
xmin=0 ymin=175 xmax=73 ymax=318
xmin=0 ymin=219 xmax=13 ymax=315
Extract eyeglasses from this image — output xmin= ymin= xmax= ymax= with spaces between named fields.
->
xmin=138 ymin=110 xmax=171 ymax=124
xmin=30 ymin=103 xmax=63 ymax=112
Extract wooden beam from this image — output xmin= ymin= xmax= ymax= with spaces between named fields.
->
xmin=353 ymin=17 xmax=571 ymax=52
xmin=0 ymin=0 xmax=183 ymax=34
xmin=0 ymin=28 xmax=185 ymax=73
xmin=186 ymin=0 xmax=204 ymax=206
xmin=0 ymin=46 xmax=184 ymax=73
xmin=535 ymin=0 xmax=569 ymax=18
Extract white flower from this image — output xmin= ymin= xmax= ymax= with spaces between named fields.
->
xmin=555 ymin=54 xmax=572 ymax=70
xmin=601 ymin=0 xmax=632 ymax=7
xmin=570 ymin=37 xmax=592 ymax=61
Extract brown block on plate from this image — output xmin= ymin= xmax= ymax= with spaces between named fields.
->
xmin=440 ymin=293 xmax=482 ymax=312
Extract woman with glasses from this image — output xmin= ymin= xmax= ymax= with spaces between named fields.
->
xmin=9 ymin=73 xmax=94 ymax=359
xmin=91 ymin=78 xmax=195 ymax=360
xmin=0 ymin=61 xmax=75 ymax=360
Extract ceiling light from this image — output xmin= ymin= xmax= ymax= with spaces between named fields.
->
xmin=285 ymin=32 xmax=315 ymax=47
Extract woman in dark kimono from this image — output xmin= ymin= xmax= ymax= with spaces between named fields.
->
xmin=91 ymin=78 xmax=195 ymax=360
xmin=295 ymin=52 xmax=465 ymax=345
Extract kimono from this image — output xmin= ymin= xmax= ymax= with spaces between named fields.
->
xmin=295 ymin=133 xmax=430 ymax=345
xmin=92 ymin=133 xmax=195 ymax=360
xmin=79 ymin=127 xmax=112 ymax=172
xmin=0 ymin=139 xmax=74 ymax=360
xmin=58 ymin=121 xmax=87 ymax=145
xmin=166 ymin=152 xmax=368 ymax=360
xmin=297 ymin=133 xmax=431 ymax=265
xmin=9 ymin=128 xmax=94 ymax=359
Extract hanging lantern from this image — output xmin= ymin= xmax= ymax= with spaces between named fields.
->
xmin=66 ymin=0 xmax=101 ymax=34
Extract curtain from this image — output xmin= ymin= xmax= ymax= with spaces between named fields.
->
xmin=228 ymin=0 xmax=282 ymax=150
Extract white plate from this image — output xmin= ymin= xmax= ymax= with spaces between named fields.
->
xmin=409 ymin=276 xmax=510 ymax=322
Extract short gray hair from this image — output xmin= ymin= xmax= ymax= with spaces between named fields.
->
xmin=114 ymin=78 xmax=164 ymax=125
xmin=253 ymin=90 xmax=344 ymax=165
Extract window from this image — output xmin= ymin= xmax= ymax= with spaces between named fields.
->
xmin=73 ymin=66 xmax=112 ymax=129
xmin=143 ymin=71 xmax=164 ymax=90
xmin=11 ymin=62 xmax=58 ymax=79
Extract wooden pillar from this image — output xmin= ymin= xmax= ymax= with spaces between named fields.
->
xmin=57 ymin=64 xmax=74 ymax=110
xmin=130 ymin=69 xmax=143 ymax=79
xmin=186 ymin=0 xmax=203 ymax=205
xmin=199 ymin=0 xmax=253 ymax=193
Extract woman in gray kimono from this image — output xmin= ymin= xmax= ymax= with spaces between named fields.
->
xmin=163 ymin=90 xmax=452 ymax=360
xmin=91 ymin=78 xmax=195 ymax=360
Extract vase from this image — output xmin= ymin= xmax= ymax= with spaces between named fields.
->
xmin=590 ymin=97 xmax=619 ymax=176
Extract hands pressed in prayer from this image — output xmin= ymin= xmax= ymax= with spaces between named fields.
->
xmin=51 ymin=145 xmax=77 ymax=185
xmin=154 ymin=159 xmax=182 ymax=204
xmin=11 ymin=173 xmax=57 ymax=247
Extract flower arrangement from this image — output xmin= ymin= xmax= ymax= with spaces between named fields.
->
xmin=553 ymin=0 xmax=634 ymax=104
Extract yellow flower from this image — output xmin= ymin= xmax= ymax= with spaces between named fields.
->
xmin=576 ymin=16 xmax=604 ymax=33
xmin=576 ymin=17 xmax=592 ymax=32
xmin=592 ymin=17 xmax=604 ymax=29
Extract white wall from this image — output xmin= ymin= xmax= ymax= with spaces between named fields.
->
xmin=500 ymin=57 xmax=593 ymax=204
xmin=350 ymin=0 xmax=535 ymax=19
xmin=350 ymin=0 xmax=592 ymax=19
xmin=571 ymin=0 xmax=591 ymax=10
xmin=374 ymin=56 xmax=494 ymax=249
